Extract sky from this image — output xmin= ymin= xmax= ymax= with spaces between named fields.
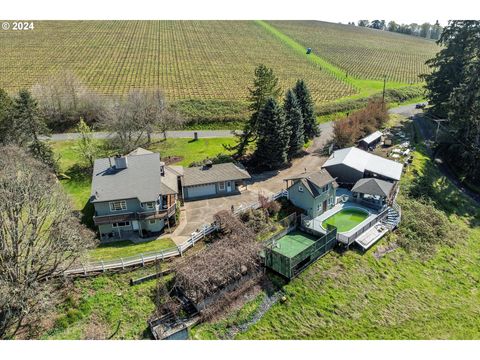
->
xmin=2 ymin=0 xmax=477 ymax=25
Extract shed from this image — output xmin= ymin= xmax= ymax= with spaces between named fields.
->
xmin=358 ymin=131 xmax=383 ymax=150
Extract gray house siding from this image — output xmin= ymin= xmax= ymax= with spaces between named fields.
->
xmin=184 ymin=180 xmax=239 ymax=200
xmin=323 ymin=164 xmax=363 ymax=185
xmin=288 ymin=181 xmax=336 ymax=218
xmin=93 ymin=198 xmax=142 ymax=217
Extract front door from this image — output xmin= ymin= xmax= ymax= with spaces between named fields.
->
xmin=323 ymin=200 xmax=327 ymax=212
xmin=227 ymin=181 xmax=232 ymax=192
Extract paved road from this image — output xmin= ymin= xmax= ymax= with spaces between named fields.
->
xmin=46 ymin=103 xmax=418 ymax=141
xmin=47 ymin=129 xmax=241 ymax=141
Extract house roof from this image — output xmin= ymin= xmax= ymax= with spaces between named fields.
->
xmin=351 ymin=178 xmax=394 ymax=197
xmin=182 ymin=163 xmax=251 ymax=187
xmin=285 ymin=169 xmax=338 ymax=198
xmin=127 ymin=147 xmax=154 ymax=156
xmin=90 ymin=152 xmax=178 ymax=203
xmin=359 ymin=131 xmax=383 ymax=145
xmin=322 ymin=147 xmax=403 ymax=181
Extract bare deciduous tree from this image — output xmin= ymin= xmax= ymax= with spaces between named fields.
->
xmin=32 ymin=71 xmax=110 ymax=131
xmin=0 ymin=145 xmax=96 ymax=338
xmin=103 ymin=88 xmax=184 ymax=154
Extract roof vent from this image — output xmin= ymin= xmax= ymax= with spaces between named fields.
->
xmin=114 ymin=154 xmax=128 ymax=169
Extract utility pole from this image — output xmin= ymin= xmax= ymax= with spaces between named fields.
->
xmin=382 ymin=75 xmax=387 ymax=109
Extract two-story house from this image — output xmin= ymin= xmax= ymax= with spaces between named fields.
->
xmin=284 ymin=169 xmax=338 ymax=218
xmin=90 ymin=148 xmax=181 ymax=242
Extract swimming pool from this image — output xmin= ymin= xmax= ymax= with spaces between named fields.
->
xmin=322 ymin=208 xmax=369 ymax=233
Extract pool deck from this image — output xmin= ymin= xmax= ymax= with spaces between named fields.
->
xmin=354 ymin=222 xmax=389 ymax=250
xmin=304 ymin=201 xmax=379 ymax=237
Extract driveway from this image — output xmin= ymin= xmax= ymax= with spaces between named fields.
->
xmin=176 ymin=190 xmax=261 ymax=237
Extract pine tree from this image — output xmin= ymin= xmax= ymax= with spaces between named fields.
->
xmin=254 ymin=98 xmax=290 ymax=170
xmin=11 ymin=89 xmax=57 ymax=171
xmin=0 ymin=89 xmax=13 ymax=144
xmin=283 ymin=89 xmax=304 ymax=159
xmin=293 ymin=80 xmax=319 ymax=140
xmin=229 ymin=65 xmax=282 ymax=157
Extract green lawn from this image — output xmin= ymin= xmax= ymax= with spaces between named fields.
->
xmin=51 ymin=137 xmax=236 ymax=210
xmin=88 ymin=237 xmax=176 ymax=261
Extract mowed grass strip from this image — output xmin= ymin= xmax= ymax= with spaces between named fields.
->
xmin=267 ymin=20 xmax=439 ymax=84
xmin=0 ymin=21 xmax=354 ymax=103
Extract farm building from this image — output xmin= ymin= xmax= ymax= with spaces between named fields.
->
xmin=322 ymin=147 xmax=403 ymax=186
xmin=182 ymin=162 xmax=251 ymax=200
xmin=358 ymin=130 xmax=383 ymax=150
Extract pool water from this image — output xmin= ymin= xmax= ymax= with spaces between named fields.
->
xmin=322 ymin=208 xmax=369 ymax=233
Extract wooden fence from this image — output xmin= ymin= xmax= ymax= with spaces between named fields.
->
xmin=63 ymin=190 xmax=287 ymax=276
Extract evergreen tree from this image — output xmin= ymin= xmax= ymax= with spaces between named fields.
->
xmin=11 ymin=89 xmax=57 ymax=171
xmin=424 ymin=20 xmax=480 ymax=183
xmin=283 ymin=89 xmax=304 ymax=159
xmin=0 ymin=89 xmax=13 ymax=144
xmin=229 ymin=65 xmax=282 ymax=157
xmin=293 ymin=80 xmax=319 ymax=140
xmin=423 ymin=21 xmax=480 ymax=117
xmin=254 ymin=98 xmax=290 ymax=170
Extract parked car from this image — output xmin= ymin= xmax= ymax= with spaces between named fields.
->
xmin=415 ymin=103 xmax=426 ymax=109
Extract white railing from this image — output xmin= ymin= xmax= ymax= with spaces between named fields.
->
xmin=64 ymin=190 xmax=287 ymax=276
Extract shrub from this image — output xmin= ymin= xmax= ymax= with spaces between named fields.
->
xmin=395 ymin=197 xmax=461 ymax=258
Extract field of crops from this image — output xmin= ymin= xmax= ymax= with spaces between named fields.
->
xmin=0 ymin=21 xmax=355 ymax=103
xmin=268 ymin=21 xmax=440 ymax=84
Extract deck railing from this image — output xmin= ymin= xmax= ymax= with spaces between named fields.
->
xmin=336 ymin=207 xmax=390 ymax=245
xmin=64 ymin=190 xmax=287 ymax=276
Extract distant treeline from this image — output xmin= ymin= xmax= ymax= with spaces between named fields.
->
xmin=347 ymin=20 xmax=443 ymax=40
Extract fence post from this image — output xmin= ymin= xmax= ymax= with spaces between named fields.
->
xmin=121 ymin=258 xmax=125 ymax=270
xmin=83 ymin=264 xmax=87 ymax=276
xmin=161 ymin=251 xmax=164 ymax=261
xmin=141 ymin=254 xmax=145 ymax=266
xmin=101 ymin=261 xmax=105 ymax=272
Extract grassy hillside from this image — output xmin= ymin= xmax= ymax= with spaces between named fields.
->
xmin=268 ymin=21 xmax=439 ymax=84
xmin=0 ymin=21 xmax=354 ymax=103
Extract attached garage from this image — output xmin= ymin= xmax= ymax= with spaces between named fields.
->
xmin=185 ymin=183 xmax=217 ymax=198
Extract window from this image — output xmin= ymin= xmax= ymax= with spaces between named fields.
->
xmin=317 ymin=204 xmax=320 ymax=211
xmin=322 ymin=184 xmax=329 ymax=193
xmin=219 ymin=182 xmax=226 ymax=191
xmin=143 ymin=202 xmax=155 ymax=210
xmin=112 ymin=221 xmax=130 ymax=228
xmin=328 ymin=197 xmax=335 ymax=206
xmin=110 ymin=200 xmax=127 ymax=211
xmin=149 ymin=219 xmax=156 ymax=224
xmin=298 ymin=185 xmax=304 ymax=192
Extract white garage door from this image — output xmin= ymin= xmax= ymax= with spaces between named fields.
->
xmin=187 ymin=184 xmax=216 ymax=198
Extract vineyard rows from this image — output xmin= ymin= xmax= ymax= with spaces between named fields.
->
xmin=0 ymin=21 xmax=355 ymax=103
xmin=268 ymin=20 xmax=440 ymax=84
